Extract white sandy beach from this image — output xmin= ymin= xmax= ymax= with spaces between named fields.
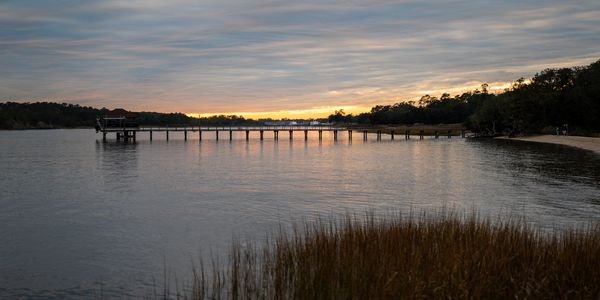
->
xmin=498 ymin=135 xmax=600 ymax=154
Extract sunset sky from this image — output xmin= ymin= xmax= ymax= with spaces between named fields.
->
xmin=1 ymin=0 xmax=599 ymax=118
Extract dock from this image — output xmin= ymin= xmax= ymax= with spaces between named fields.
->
xmin=98 ymin=125 xmax=466 ymax=142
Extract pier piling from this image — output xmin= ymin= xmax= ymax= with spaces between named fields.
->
xmin=100 ymin=126 xmax=356 ymax=144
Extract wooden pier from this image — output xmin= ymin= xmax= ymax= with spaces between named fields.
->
xmin=99 ymin=125 xmax=466 ymax=142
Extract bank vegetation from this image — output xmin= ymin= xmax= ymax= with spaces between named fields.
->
xmin=188 ymin=211 xmax=600 ymax=299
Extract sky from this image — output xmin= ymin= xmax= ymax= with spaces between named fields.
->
xmin=1 ymin=0 xmax=599 ymax=118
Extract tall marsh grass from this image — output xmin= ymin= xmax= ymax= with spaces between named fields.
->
xmin=190 ymin=211 xmax=600 ymax=299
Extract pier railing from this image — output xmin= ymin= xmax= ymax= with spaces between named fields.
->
xmin=101 ymin=125 xmax=344 ymax=132
xmin=99 ymin=124 xmax=467 ymax=142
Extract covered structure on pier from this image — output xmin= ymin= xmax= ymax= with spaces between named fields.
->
xmin=96 ymin=109 xmax=139 ymax=130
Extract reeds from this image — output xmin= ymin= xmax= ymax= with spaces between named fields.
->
xmin=190 ymin=211 xmax=600 ymax=299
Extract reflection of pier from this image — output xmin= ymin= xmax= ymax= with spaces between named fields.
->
xmin=99 ymin=126 xmax=465 ymax=142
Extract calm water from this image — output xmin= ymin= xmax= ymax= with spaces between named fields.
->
xmin=1 ymin=129 xmax=599 ymax=298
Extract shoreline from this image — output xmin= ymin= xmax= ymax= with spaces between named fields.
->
xmin=497 ymin=135 xmax=600 ymax=154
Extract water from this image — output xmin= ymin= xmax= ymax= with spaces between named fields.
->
xmin=1 ymin=129 xmax=599 ymax=298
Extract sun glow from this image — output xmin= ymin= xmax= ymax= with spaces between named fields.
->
xmin=184 ymin=80 xmax=532 ymax=120
xmin=186 ymin=106 xmax=371 ymax=120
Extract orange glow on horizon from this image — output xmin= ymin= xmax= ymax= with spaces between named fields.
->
xmin=186 ymin=106 xmax=371 ymax=120
xmin=180 ymin=79 xmax=525 ymax=119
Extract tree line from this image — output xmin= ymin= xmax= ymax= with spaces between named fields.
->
xmin=0 ymin=102 xmax=265 ymax=129
xmin=329 ymin=59 xmax=600 ymax=135
xmin=0 ymin=102 xmax=108 ymax=129
xmin=2 ymin=59 xmax=598 ymax=134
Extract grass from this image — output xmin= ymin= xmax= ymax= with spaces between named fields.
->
xmin=188 ymin=211 xmax=600 ymax=299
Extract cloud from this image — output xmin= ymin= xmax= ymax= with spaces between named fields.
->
xmin=0 ymin=0 xmax=599 ymax=115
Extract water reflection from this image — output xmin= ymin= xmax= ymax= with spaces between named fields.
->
xmin=468 ymin=139 xmax=600 ymax=223
xmin=95 ymin=141 xmax=140 ymax=193
xmin=471 ymin=139 xmax=600 ymax=186
xmin=1 ymin=130 xmax=599 ymax=298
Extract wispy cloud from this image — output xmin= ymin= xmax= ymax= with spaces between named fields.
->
xmin=1 ymin=0 xmax=599 ymax=116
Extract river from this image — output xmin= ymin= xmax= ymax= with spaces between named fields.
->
xmin=1 ymin=129 xmax=599 ymax=298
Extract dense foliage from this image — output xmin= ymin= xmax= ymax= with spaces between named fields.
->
xmin=329 ymin=59 xmax=600 ymax=135
xmin=470 ymin=60 xmax=600 ymax=135
xmin=0 ymin=102 xmax=108 ymax=129
xmin=0 ymin=102 xmax=263 ymax=129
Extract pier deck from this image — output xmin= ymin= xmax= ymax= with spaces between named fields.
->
xmin=98 ymin=125 xmax=465 ymax=142
xmin=102 ymin=125 xmax=340 ymax=132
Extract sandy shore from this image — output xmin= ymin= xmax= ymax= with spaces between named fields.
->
xmin=497 ymin=135 xmax=600 ymax=154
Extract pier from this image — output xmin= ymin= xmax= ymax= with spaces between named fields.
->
xmin=96 ymin=108 xmax=466 ymax=142
xmin=98 ymin=125 xmax=465 ymax=142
